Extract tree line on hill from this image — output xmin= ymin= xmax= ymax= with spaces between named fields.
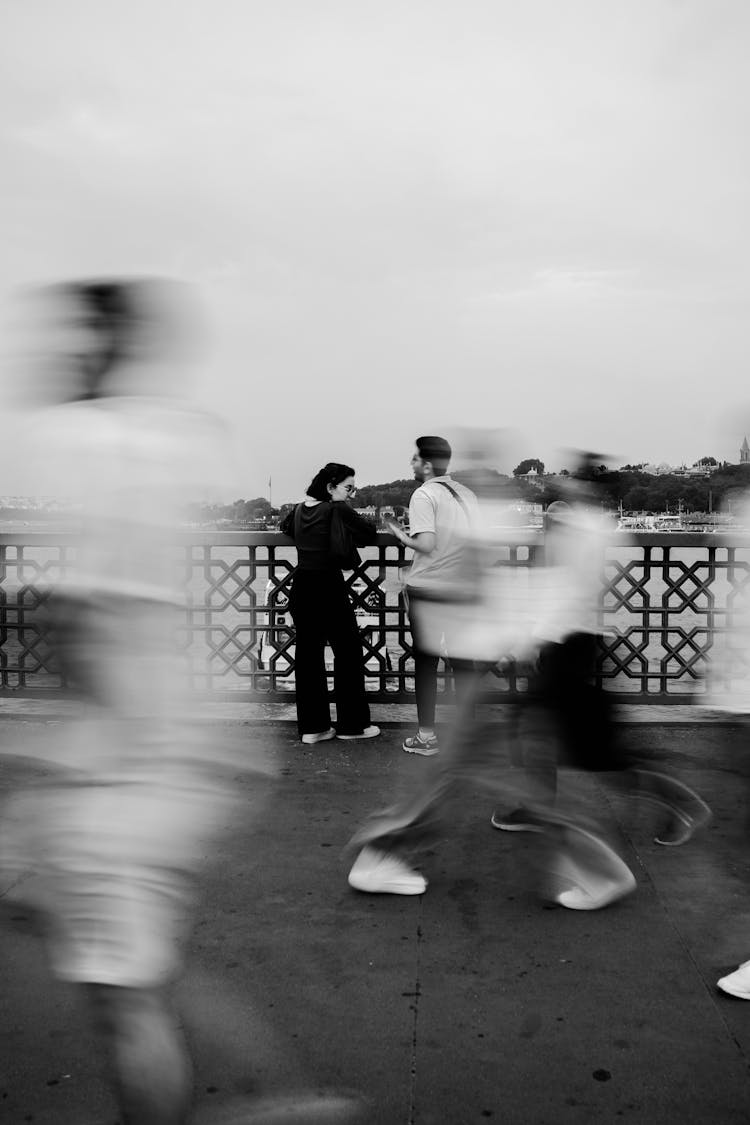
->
xmin=180 ymin=460 xmax=750 ymax=526
xmin=350 ymin=462 xmax=750 ymax=515
xmin=556 ymin=462 xmax=750 ymax=513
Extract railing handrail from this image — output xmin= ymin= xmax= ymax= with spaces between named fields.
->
xmin=3 ymin=529 xmax=750 ymax=547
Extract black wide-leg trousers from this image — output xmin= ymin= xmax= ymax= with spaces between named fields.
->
xmin=289 ymin=570 xmax=372 ymax=737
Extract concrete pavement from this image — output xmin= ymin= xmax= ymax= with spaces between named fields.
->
xmin=2 ymin=714 xmax=750 ymax=1123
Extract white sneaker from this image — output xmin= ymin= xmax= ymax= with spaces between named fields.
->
xmin=336 ymin=725 xmax=380 ymax=741
xmin=301 ymin=728 xmax=336 ymax=745
xmin=718 ymin=960 xmax=750 ymax=999
xmin=553 ymin=836 xmax=636 ymax=911
xmin=348 ymin=846 xmax=427 ymax=895
xmin=556 ymin=870 xmax=636 ymax=911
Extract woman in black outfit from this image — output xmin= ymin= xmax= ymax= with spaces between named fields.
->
xmin=280 ymin=462 xmax=381 ymax=745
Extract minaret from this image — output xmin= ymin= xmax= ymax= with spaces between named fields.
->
xmin=742 ymin=436 xmax=750 ymax=465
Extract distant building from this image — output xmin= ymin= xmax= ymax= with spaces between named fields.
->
xmin=684 ymin=465 xmax=711 ymax=477
xmin=517 ymin=467 xmax=545 ymax=490
xmin=741 ymin=436 xmax=750 ymax=465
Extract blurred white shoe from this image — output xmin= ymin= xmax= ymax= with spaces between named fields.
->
xmin=552 ymin=833 xmax=636 ymax=911
xmin=205 ymin=1090 xmax=366 ymax=1123
xmin=348 ymin=846 xmax=426 ymax=894
xmin=718 ymin=960 xmax=750 ymax=1000
xmin=556 ymin=870 xmax=636 ymax=911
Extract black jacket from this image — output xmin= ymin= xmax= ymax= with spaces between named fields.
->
xmin=280 ymin=501 xmax=377 ymax=571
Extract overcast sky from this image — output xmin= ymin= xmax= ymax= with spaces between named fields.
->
xmin=2 ymin=0 xmax=749 ymax=502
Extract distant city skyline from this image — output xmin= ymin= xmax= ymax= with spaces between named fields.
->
xmin=2 ymin=2 xmax=749 ymax=507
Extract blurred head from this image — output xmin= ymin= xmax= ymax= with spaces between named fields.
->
xmin=543 ymin=500 xmax=574 ymax=534
xmin=306 ymin=462 xmax=356 ymax=502
xmin=18 ymin=277 xmax=198 ymax=405
xmin=412 ymin=435 xmax=451 ymax=483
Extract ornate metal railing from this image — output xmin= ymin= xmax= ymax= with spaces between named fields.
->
xmin=1 ymin=531 xmax=749 ymax=703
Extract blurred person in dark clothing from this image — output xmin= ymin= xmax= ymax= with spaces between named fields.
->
xmin=280 ymin=463 xmax=380 ymax=745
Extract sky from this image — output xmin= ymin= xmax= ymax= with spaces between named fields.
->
xmin=1 ymin=0 xmax=750 ymax=503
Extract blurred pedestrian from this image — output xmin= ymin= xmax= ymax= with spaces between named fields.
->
xmin=492 ymin=494 xmax=710 ymax=909
xmin=280 ymin=463 xmax=380 ymax=744
xmin=348 ymin=436 xmax=516 ymax=896
xmin=710 ymin=488 xmax=750 ymax=1000
xmin=0 ymin=281 xmax=364 ymax=1124
xmin=0 ymin=279 xmax=235 ymax=1124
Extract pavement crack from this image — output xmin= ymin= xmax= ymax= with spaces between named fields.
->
xmin=408 ymin=904 xmax=424 ymax=1125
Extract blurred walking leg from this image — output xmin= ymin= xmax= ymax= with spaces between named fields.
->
xmin=348 ymin=665 xmax=488 ymax=893
xmin=88 ymin=984 xmax=191 ymax=1125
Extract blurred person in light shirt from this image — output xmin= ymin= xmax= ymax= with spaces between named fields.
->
xmin=0 ymin=279 xmax=235 ymax=1125
xmin=492 ymin=479 xmax=710 ymax=909
xmin=705 ymin=488 xmax=750 ymax=1001
xmin=0 ymin=281 xmax=362 ymax=1124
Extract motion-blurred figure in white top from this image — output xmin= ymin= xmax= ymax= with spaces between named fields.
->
xmin=493 ymin=486 xmax=710 ymax=909
xmin=0 ymin=281 xmax=362 ymax=1124
xmin=703 ymin=488 xmax=750 ymax=1001
xmin=347 ymin=431 xmax=539 ymax=895
xmin=0 ymin=280 xmax=236 ymax=1125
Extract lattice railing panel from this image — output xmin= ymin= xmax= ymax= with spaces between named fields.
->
xmin=1 ymin=531 xmax=749 ymax=701
xmin=599 ymin=536 xmax=750 ymax=697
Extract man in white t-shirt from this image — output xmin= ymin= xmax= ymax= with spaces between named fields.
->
xmin=387 ymin=436 xmax=478 ymax=755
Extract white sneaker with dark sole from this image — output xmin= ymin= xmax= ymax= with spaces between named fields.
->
xmin=348 ymin=846 xmax=427 ymax=895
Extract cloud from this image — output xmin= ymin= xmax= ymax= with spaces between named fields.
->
xmin=0 ymin=0 xmax=749 ymax=495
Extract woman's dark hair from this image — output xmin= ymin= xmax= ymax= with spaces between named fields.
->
xmin=306 ymin=462 xmax=355 ymax=502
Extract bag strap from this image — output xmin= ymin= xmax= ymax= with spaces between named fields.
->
xmin=435 ymin=480 xmax=472 ymax=523
xmin=434 ymin=482 xmax=479 ymax=575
